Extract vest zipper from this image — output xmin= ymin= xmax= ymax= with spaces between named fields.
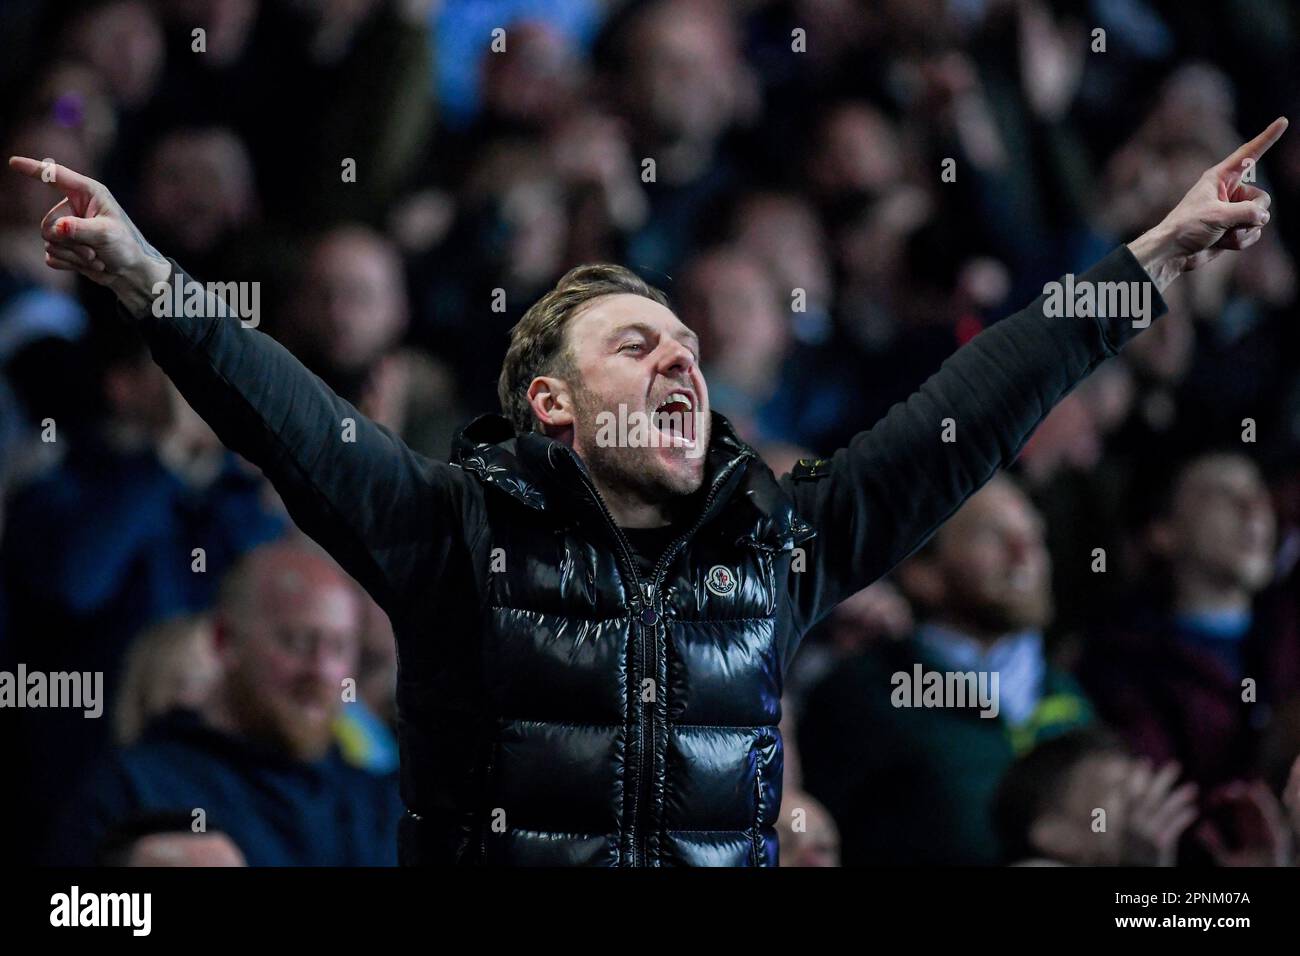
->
xmin=553 ymin=455 xmax=651 ymax=866
xmin=555 ymin=445 xmax=750 ymax=867
xmin=637 ymin=458 xmax=747 ymax=866
xmin=635 ymin=596 xmax=655 ymax=867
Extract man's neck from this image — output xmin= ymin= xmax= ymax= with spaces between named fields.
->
xmin=927 ymin=614 xmax=1016 ymax=647
xmin=563 ymin=433 xmax=685 ymax=528
xmin=1171 ymin=568 xmax=1253 ymax=618
xmin=593 ymin=476 xmax=676 ymax=529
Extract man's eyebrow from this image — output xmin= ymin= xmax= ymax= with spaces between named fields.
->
xmin=606 ymin=321 xmax=651 ymax=343
xmin=608 ymin=322 xmax=700 ymax=353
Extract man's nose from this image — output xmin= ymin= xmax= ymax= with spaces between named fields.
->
xmin=299 ymin=638 xmax=340 ymax=678
xmin=657 ymin=339 xmax=696 ymax=375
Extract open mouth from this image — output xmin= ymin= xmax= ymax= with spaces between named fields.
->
xmin=652 ymin=390 xmax=697 ymax=446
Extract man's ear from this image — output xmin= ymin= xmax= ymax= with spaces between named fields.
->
xmin=527 ymin=376 xmax=575 ymax=432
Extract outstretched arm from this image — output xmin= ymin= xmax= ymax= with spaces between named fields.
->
xmin=782 ymin=118 xmax=1288 ymax=633
xmin=8 ymin=156 xmax=475 ymax=617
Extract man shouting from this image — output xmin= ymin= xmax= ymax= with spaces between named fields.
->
xmin=8 ymin=117 xmax=1287 ymax=865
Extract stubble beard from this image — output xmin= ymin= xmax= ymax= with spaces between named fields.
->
xmin=957 ymin=583 xmax=1053 ymax=637
xmin=572 ymin=384 xmax=709 ymax=507
xmin=225 ymin=668 xmax=337 ymax=763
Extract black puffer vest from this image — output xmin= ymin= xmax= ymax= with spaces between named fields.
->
xmin=397 ymin=412 xmax=815 ymax=865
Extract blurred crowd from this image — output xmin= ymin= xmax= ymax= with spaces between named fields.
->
xmin=3 ymin=0 xmax=1300 ymax=866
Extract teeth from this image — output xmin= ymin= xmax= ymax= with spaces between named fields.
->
xmin=659 ymin=392 xmax=693 ymax=411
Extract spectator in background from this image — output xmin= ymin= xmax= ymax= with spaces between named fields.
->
xmin=1105 ymin=289 xmax=1198 ymax=464
xmin=1080 ymin=452 xmax=1299 ymax=788
xmin=97 ymin=812 xmax=247 ymax=867
xmin=237 ymin=0 xmax=434 ymax=230
xmin=414 ymin=139 xmax=572 ymax=413
xmin=805 ymin=101 xmax=982 ymax=441
xmin=276 ymin=225 xmax=409 ymax=403
xmin=612 ymin=0 xmax=758 ymax=277
xmin=677 ymin=235 xmax=871 ymax=455
xmin=0 ymin=116 xmax=97 ymax=488
xmin=26 ymin=60 xmax=120 ymax=171
xmin=772 ymin=698 xmax=839 ymax=867
xmin=0 ymin=117 xmax=95 ymax=300
xmin=424 ymin=17 xmax=587 ymax=225
xmin=335 ymin=593 xmax=400 ymax=774
xmin=2 ymin=321 xmax=285 ymax=863
xmin=136 ymin=127 xmax=259 ymax=280
xmin=962 ymin=1 xmax=1103 ymax=287
xmin=480 ymin=19 xmax=583 ymax=133
xmin=546 ymin=109 xmax=650 ymax=265
xmin=431 ymin=0 xmax=604 ymax=131
xmin=992 ymin=730 xmax=1199 ymax=866
xmin=113 ymin=614 xmax=221 ymax=746
xmin=725 ymin=190 xmax=871 ymax=451
xmin=784 ymin=579 xmax=914 ymax=708
xmin=806 ymin=100 xmax=908 ymax=238
xmin=274 ymin=223 xmax=461 ymax=457
xmin=47 ymin=0 xmax=167 ymax=196
xmin=995 ymin=728 xmax=1294 ymax=867
xmin=729 ymin=191 xmax=833 ymax=345
xmin=798 ymin=477 xmax=1093 ymax=864
xmin=48 ymin=542 xmax=402 ymax=866
xmin=776 ymin=790 xmax=840 ymax=867
xmin=59 ymin=0 xmax=165 ymax=114
xmin=108 ymin=0 xmax=260 ymax=198
xmin=2 ymin=326 xmax=285 ymax=684
xmin=676 ymin=244 xmax=788 ymax=443
xmin=1014 ymin=360 xmax=1138 ymax=652
xmin=809 ymin=100 xmax=932 ymax=347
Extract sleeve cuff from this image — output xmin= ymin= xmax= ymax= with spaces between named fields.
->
xmin=1066 ymin=244 xmax=1171 ymax=354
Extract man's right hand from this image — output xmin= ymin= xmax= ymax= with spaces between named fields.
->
xmin=8 ymin=156 xmax=173 ymax=317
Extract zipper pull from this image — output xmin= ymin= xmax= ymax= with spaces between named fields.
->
xmin=640 ymin=583 xmax=658 ymax=625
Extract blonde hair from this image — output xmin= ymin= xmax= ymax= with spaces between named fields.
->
xmin=114 ymin=614 xmax=218 ymax=745
xmin=497 ymin=264 xmax=669 ymax=433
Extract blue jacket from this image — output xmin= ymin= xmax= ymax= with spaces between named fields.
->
xmin=49 ymin=709 xmax=402 ymax=866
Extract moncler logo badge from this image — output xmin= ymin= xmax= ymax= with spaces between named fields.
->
xmin=705 ymin=565 xmax=737 ymax=597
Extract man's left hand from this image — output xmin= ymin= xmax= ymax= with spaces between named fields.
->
xmin=1128 ymin=117 xmax=1288 ymax=291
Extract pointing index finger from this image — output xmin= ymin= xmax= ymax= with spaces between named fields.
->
xmin=1218 ymin=117 xmax=1290 ymax=176
xmin=7 ymin=155 xmax=98 ymax=198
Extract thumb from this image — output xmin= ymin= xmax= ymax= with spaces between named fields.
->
xmin=52 ymin=216 xmax=113 ymax=246
xmin=1217 ymin=199 xmax=1270 ymax=230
